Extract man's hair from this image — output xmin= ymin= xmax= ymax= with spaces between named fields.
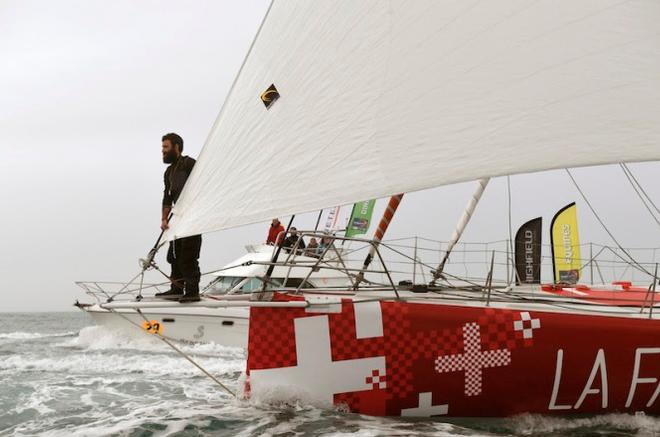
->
xmin=162 ymin=132 xmax=184 ymax=152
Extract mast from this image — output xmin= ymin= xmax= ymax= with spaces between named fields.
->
xmin=432 ymin=178 xmax=489 ymax=282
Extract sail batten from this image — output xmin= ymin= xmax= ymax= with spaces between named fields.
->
xmin=166 ymin=0 xmax=660 ymax=240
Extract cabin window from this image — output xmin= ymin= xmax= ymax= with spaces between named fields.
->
xmin=238 ymin=277 xmax=314 ymax=293
xmin=207 ymin=276 xmax=245 ymax=295
xmin=282 ymin=278 xmax=315 ymax=289
xmin=239 ymin=277 xmax=282 ymax=293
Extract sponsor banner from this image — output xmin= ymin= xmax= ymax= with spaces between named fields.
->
xmin=324 ymin=206 xmax=342 ymax=232
xmin=550 ymin=202 xmax=582 ymax=284
xmin=346 ymin=200 xmax=376 ymax=238
xmin=515 ymin=217 xmax=542 ymax=285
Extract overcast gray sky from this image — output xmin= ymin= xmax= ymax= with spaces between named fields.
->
xmin=2 ymin=1 xmax=659 ymax=312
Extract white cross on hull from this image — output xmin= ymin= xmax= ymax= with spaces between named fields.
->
xmin=435 ymin=322 xmax=511 ymax=396
xmin=250 ymin=315 xmax=386 ymax=406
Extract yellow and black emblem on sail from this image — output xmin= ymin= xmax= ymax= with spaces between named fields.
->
xmin=260 ymin=84 xmax=280 ymax=109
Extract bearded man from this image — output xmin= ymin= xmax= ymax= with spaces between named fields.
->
xmin=155 ymin=132 xmax=202 ymax=303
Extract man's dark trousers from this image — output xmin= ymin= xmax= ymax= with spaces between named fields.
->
xmin=167 ymin=235 xmax=202 ymax=294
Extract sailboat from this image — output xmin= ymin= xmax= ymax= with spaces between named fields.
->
xmin=104 ymin=1 xmax=660 ymax=417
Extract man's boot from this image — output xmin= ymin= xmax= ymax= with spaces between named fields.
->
xmin=155 ymin=289 xmax=183 ymax=299
xmin=179 ymin=292 xmax=200 ymax=303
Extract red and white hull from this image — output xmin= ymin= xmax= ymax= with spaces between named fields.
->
xmin=245 ymin=293 xmax=660 ymax=417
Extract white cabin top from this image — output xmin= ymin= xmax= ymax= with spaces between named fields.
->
xmin=207 ymin=244 xmax=350 ymax=295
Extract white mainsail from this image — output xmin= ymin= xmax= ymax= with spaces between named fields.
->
xmin=167 ymin=0 xmax=660 ymax=240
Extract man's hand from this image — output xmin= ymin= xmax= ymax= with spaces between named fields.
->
xmin=161 ymin=206 xmax=171 ymax=231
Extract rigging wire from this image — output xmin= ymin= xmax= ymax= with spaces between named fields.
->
xmin=506 ymin=176 xmax=515 ymax=285
xmin=622 ymin=163 xmax=660 ymax=216
xmin=620 ymin=163 xmax=660 ymax=226
xmin=565 ymin=168 xmax=653 ymax=277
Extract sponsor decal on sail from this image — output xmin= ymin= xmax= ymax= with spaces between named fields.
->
xmin=550 ymin=203 xmax=581 ymax=284
xmin=515 ymin=217 xmax=542 ymax=285
xmin=260 ymin=84 xmax=280 ymax=109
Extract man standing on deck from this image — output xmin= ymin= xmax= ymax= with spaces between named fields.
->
xmin=155 ymin=133 xmax=202 ymax=303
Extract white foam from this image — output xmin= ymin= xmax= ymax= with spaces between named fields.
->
xmin=2 ymin=328 xmax=244 ymax=381
xmin=3 ymin=367 xmax=242 ymax=436
xmin=0 ymin=331 xmax=76 ymax=340
xmin=11 ymin=386 xmax=57 ymax=416
xmin=0 ymin=315 xmax=251 ymax=437
xmin=0 ymin=350 xmax=244 ymax=378
xmin=179 ymin=341 xmax=246 ymax=359
xmin=510 ymin=412 xmax=660 ymax=435
xmin=64 ymin=325 xmax=164 ymax=351
xmin=247 ymin=382 xmax=331 ymax=409
xmin=61 ymin=326 xmax=246 ymax=360
xmin=21 ymin=394 xmax=243 ymax=437
xmin=14 ymin=402 xmax=194 ymax=437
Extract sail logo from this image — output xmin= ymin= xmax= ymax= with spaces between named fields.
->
xmin=346 ymin=199 xmax=376 ymax=238
xmin=551 ymin=203 xmax=580 ymax=284
xmin=351 ymin=218 xmax=369 ymax=232
xmin=260 ymin=84 xmax=280 ymax=109
xmin=359 ymin=202 xmax=370 ymax=215
xmin=524 ymin=230 xmax=535 ymax=282
xmin=562 ymin=224 xmax=573 ymax=264
xmin=515 ymin=217 xmax=542 ymax=285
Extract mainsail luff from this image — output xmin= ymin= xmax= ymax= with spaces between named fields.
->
xmin=166 ymin=0 xmax=660 ymax=240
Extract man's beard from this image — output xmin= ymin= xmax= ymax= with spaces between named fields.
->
xmin=163 ymin=150 xmax=178 ymax=164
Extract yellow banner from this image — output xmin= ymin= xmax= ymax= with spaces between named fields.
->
xmin=551 ymin=202 xmax=581 ymax=284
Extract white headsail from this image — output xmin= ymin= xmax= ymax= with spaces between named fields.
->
xmin=167 ymin=0 xmax=660 ymax=240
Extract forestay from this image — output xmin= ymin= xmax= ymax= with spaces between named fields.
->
xmin=167 ymin=0 xmax=660 ymax=240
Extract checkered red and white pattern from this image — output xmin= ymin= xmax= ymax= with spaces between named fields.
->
xmin=513 ymin=312 xmax=541 ymax=339
xmin=247 ymin=296 xmax=550 ymax=414
xmin=246 ymin=295 xmax=660 ymax=416
xmin=366 ymin=369 xmax=387 ymax=389
xmin=435 ymin=322 xmax=511 ymax=396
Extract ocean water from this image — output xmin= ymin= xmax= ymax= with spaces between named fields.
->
xmin=0 ymin=313 xmax=658 ymax=437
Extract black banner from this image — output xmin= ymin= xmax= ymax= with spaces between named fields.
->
xmin=515 ymin=217 xmax=542 ymax=285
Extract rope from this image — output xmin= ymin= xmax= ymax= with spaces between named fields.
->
xmin=565 ymin=169 xmax=653 ymax=277
xmin=105 ymin=307 xmax=236 ymax=397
